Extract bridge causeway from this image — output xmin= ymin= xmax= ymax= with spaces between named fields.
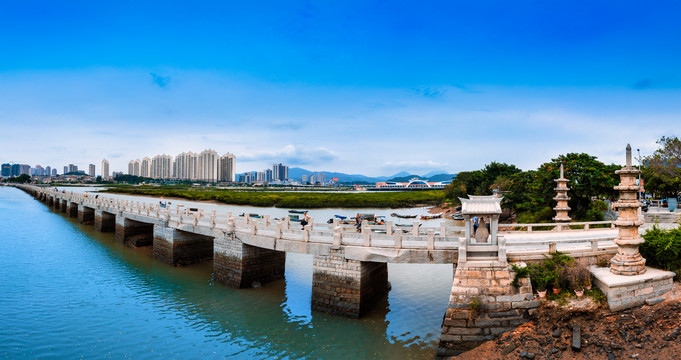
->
xmin=15 ymin=185 xmax=622 ymax=355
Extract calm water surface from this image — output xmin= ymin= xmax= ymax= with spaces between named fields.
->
xmin=0 ymin=187 xmax=452 ymax=359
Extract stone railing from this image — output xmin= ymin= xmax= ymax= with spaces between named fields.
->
xmin=498 ymin=220 xmax=615 ymax=232
xmin=21 ymin=185 xmax=620 ymax=258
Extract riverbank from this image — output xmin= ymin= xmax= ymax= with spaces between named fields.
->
xmin=454 ymin=282 xmax=681 ymax=359
xmin=101 ymin=187 xmax=445 ymax=209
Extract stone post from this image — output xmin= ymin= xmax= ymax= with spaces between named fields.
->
xmin=610 ymin=144 xmax=646 ymax=275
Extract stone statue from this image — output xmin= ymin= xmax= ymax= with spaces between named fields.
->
xmin=475 ymin=217 xmax=490 ymax=243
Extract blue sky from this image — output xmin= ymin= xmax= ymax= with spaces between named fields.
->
xmin=1 ymin=1 xmax=679 ymax=176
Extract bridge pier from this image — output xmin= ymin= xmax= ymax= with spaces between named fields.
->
xmin=94 ymin=209 xmax=116 ymax=232
xmin=153 ymin=226 xmax=214 ymax=266
xmin=59 ymin=199 xmax=67 ymax=213
xmin=311 ymin=248 xmax=389 ymax=318
xmin=66 ymin=201 xmax=78 ymax=217
xmin=77 ymin=205 xmax=95 ymax=225
xmin=213 ymin=234 xmax=286 ymax=288
xmin=47 ymin=196 xmax=54 ymax=207
xmin=437 ymin=264 xmax=538 ymax=357
xmin=116 ymin=216 xmax=154 ymax=247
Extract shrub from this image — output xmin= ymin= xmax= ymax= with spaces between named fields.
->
xmin=640 ymin=224 xmax=681 ymax=278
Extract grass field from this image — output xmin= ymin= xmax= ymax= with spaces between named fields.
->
xmin=102 ymin=187 xmax=445 ymax=208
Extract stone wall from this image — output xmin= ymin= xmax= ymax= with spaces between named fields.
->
xmin=214 ymin=233 xmax=286 ymax=288
xmin=153 ymin=226 xmax=214 ymax=266
xmin=591 ymin=266 xmax=674 ymax=311
xmin=438 ymin=265 xmax=539 ymax=357
xmin=311 ymin=248 xmax=389 ymax=318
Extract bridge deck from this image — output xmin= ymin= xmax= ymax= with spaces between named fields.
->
xmin=20 ymin=185 xmax=677 ymax=264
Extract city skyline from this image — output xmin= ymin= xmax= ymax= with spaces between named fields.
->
xmin=1 ymin=1 xmax=679 ymax=176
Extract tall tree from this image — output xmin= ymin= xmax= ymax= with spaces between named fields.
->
xmin=643 ymin=136 xmax=681 ymax=198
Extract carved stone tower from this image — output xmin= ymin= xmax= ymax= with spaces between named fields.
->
xmin=611 ymin=144 xmax=646 ymax=275
xmin=553 ymin=163 xmax=571 ymax=224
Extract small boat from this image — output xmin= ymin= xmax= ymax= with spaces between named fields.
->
xmin=289 ymin=210 xmax=308 ymax=214
xmin=288 ymin=214 xmax=303 ymax=222
xmin=450 ymin=212 xmax=464 ymax=220
xmin=189 ymin=207 xmax=199 ymax=212
xmin=420 ymin=214 xmax=442 ymax=220
xmin=391 ymin=213 xmax=417 ymax=219
xmin=395 ymin=223 xmax=421 ymax=227
xmin=239 ymin=213 xmax=262 ymax=218
xmin=334 ymin=215 xmax=347 ymax=220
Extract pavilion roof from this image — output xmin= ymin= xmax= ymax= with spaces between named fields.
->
xmin=459 ymin=195 xmax=502 ymax=215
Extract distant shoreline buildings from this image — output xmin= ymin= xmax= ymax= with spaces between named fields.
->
xmin=127 ymin=150 xmax=235 ymax=182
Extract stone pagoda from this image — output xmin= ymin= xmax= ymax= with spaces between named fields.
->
xmin=610 ymin=144 xmax=646 ymax=275
xmin=553 ymin=163 xmax=571 ymax=226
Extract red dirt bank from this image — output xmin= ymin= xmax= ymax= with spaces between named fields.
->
xmin=452 ymin=284 xmax=681 ymax=359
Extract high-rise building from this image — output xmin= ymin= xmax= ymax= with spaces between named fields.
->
xmin=273 ymin=163 xmax=289 ymax=182
xmin=45 ymin=166 xmax=51 ymax=177
xmin=102 ymin=159 xmax=109 ymax=179
xmin=301 ymin=174 xmax=308 ymax=183
xmin=197 ymin=149 xmax=218 ymax=181
xmin=89 ymin=164 xmax=96 ymax=177
xmin=68 ymin=164 xmax=77 ymax=174
xmin=174 ymin=151 xmax=198 ymax=180
xmin=52 ymin=168 xmax=57 ymax=176
xmin=218 ymin=153 xmax=236 ymax=182
xmin=317 ymin=172 xmax=326 ymax=184
xmin=141 ymin=157 xmax=151 ymax=178
xmin=310 ymin=174 xmax=317 ymax=185
xmin=19 ymin=164 xmax=30 ymax=176
xmin=63 ymin=166 xmax=68 ymax=175
xmin=33 ymin=165 xmax=44 ymax=176
xmin=151 ymin=154 xmax=172 ymax=179
xmin=1 ymin=163 xmax=10 ymax=177
xmin=128 ymin=160 xmax=141 ymax=176
xmin=11 ymin=164 xmax=21 ymax=176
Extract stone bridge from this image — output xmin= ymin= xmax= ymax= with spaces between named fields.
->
xmin=16 ymin=185 xmax=621 ymax=356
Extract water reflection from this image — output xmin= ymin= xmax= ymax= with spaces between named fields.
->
xmin=0 ymin=187 xmax=451 ymax=359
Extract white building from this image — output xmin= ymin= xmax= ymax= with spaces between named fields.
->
xmin=101 ymin=159 xmax=109 ymax=179
xmin=151 ymin=154 xmax=173 ymax=179
xmin=141 ymin=157 xmax=151 ymax=178
xmin=218 ymin=153 xmax=236 ymax=182
xmin=198 ymin=149 xmax=218 ymax=182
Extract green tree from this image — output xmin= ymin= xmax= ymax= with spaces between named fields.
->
xmin=7 ymin=174 xmax=31 ymax=183
xmin=643 ymin=136 xmax=681 ymax=198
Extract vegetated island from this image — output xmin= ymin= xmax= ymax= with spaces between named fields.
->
xmin=101 ymin=186 xmax=445 ymax=209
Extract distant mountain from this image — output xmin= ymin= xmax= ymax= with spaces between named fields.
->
xmin=422 ymin=169 xmax=450 ymax=177
xmin=387 ymin=171 xmax=411 ymax=179
xmin=386 ymin=174 xmax=423 ymax=182
xmin=241 ymin=167 xmax=456 ymax=184
xmin=427 ymin=173 xmax=457 ymax=182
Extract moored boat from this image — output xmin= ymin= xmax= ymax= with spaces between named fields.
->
xmin=288 ymin=210 xmax=308 ymax=214
xmin=391 ymin=213 xmax=417 ymax=219
xmin=420 ymin=214 xmax=442 ymax=220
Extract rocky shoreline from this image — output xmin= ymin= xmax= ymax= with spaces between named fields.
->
xmin=452 ymin=283 xmax=681 ymax=359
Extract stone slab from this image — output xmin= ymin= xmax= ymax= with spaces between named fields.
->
xmin=591 ymin=266 xmax=674 ymax=311
xmin=591 ymin=266 xmax=674 ymax=287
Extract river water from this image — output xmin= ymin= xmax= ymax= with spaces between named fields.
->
xmin=0 ymin=186 xmax=453 ymax=359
